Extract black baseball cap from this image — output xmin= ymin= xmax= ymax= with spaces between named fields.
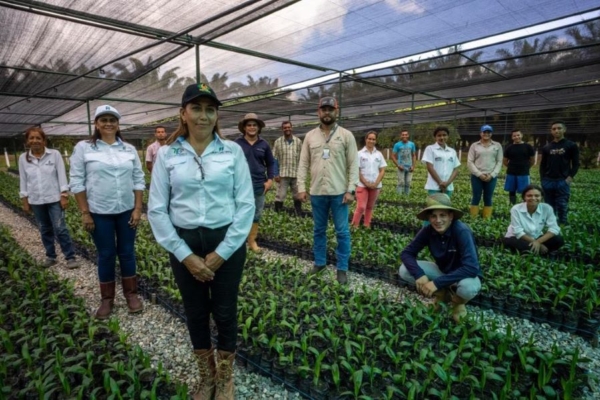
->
xmin=318 ymin=97 xmax=338 ymax=109
xmin=181 ymin=83 xmax=222 ymax=107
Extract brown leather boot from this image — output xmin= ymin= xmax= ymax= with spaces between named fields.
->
xmin=431 ymin=288 xmax=450 ymax=311
xmin=214 ymin=350 xmax=235 ymax=400
xmin=451 ymin=294 xmax=468 ymax=323
xmin=121 ymin=276 xmax=143 ymax=313
xmin=95 ymin=281 xmax=115 ymax=319
xmin=193 ymin=347 xmax=216 ymax=400
xmin=247 ymin=223 xmax=262 ymax=253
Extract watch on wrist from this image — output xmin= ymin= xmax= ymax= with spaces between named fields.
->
xmin=348 ymin=190 xmax=355 ymax=196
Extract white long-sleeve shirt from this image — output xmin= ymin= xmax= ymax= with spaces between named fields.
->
xmin=19 ymin=148 xmax=69 ymax=204
xmin=69 ymin=139 xmax=146 ymax=214
xmin=505 ymin=202 xmax=560 ymax=239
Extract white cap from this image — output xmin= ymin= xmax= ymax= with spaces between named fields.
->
xmin=94 ymin=105 xmax=121 ymax=120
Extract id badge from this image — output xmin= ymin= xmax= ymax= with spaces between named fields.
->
xmin=322 ymin=148 xmax=330 ymax=159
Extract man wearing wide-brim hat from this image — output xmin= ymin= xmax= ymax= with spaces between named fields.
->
xmin=234 ymin=113 xmax=275 ymax=253
xmin=399 ymin=193 xmax=482 ymax=322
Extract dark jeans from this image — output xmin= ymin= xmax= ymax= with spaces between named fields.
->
xmin=502 ymin=235 xmax=565 ymax=253
xmin=470 ymin=175 xmax=497 ymax=207
xmin=542 ymin=179 xmax=570 ymax=224
xmin=90 ymin=209 xmax=137 ymax=283
xmin=31 ymin=202 xmax=76 ymax=260
xmin=170 ymin=225 xmax=245 ymax=352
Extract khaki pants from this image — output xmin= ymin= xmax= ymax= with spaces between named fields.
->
xmin=275 ymin=177 xmax=298 ymax=202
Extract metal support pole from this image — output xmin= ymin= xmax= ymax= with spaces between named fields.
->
xmin=196 ymin=44 xmax=201 ymax=83
xmin=410 ymin=93 xmax=415 ymax=131
xmin=503 ymin=114 xmax=508 ymax=145
xmin=338 ymin=72 xmax=343 ymax=121
xmin=86 ymin=101 xmax=92 ymax=136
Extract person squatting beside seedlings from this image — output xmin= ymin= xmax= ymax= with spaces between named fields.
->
xmin=351 ymin=131 xmax=386 ymax=228
xmin=503 ymin=184 xmax=565 ymax=255
xmin=148 ymin=83 xmax=254 ymax=400
xmin=69 ymin=105 xmax=145 ymax=319
xmin=235 ymin=113 xmax=275 ymax=253
xmin=399 ymin=193 xmax=482 ymax=322
xmin=18 ymin=127 xmax=80 ymax=269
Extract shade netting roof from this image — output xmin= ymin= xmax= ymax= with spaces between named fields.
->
xmin=1 ymin=0 xmax=599 ymax=138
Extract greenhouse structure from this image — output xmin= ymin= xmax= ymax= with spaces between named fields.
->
xmin=1 ymin=1 xmax=600 ymax=399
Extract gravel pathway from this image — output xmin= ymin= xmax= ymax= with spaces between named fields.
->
xmin=1 ymin=202 xmax=598 ymax=398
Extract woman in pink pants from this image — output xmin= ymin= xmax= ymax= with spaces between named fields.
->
xmin=352 ymin=131 xmax=387 ymax=228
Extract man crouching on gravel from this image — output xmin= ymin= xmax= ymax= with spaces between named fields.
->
xmin=399 ymin=193 xmax=482 ymax=322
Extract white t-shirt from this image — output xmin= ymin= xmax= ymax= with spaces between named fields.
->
xmin=421 ymin=144 xmax=460 ymax=191
xmin=357 ymin=147 xmax=387 ymax=189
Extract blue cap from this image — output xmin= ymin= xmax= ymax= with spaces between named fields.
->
xmin=480 ymin=124 xmax=493 ymax=132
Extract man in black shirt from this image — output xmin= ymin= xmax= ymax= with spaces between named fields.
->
xmin=539 ymin=121 xmax=580 ymax=225
xmin=503 ymin=130 xmax=535 ymax=204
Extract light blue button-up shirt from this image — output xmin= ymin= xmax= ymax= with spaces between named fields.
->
xmin=19 ymin=148 xmax=69 ymax=204
xmin=69 ymin=138 xmax=146 ymax=214
xmin=148 ymin=135 xmax=255 ymax=262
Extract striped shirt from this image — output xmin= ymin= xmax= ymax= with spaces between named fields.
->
xmin=273 ymin=136 xmax=302 ymax=178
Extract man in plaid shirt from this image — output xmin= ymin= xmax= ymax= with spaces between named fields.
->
xmin=273 ymin=121 xmax=303 ymax=214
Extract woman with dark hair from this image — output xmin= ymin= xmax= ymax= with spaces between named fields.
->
xmin=351 ymin=130 xmax=386 ymax=228
xmin=503 ymin=184 xmax=564 ymax=255
xmin=421 ymin=127 xmax=460 ymax=196
xmin=18 ymin=127 xmax=79 ymax=269
xmin=467 ymin=124 xmax=503 ymax=218
xmin=148 ymin=83 xmax=254 ymax=399
xmin=69 ymin=105 xmax=145 ymax=319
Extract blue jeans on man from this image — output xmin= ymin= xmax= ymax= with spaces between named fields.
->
xmin=90 ymin=209 xmax=137 ymax=282
xmin=31 ymin=201 xmax=76 ymax=261
xmin=310 ymin=194 xmax=350 ymax=271
xmin=542 ymin=179 xmax=570 ymax=224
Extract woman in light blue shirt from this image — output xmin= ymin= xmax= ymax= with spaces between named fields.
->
xmin=148 ymin=83 xmax=254 ymax=399
xmin=70 ymin=105 xmax=145 ymax=319
xmin=18 ymin=127 xmax=79 ymax=269
xmin=503 ymin=184 xmax=564 ymax=255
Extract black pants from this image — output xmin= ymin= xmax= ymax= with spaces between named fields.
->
xmin=170 ymin=225 xmax=245 ymax=352
xmin=502 ymin=235 xmax=565 ymax=253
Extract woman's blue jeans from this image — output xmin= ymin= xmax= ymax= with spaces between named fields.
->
xmin=90 ymin=209 xmax=137 ymax=283
xmin=470 ymin=175 xmax=497 ymax=207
